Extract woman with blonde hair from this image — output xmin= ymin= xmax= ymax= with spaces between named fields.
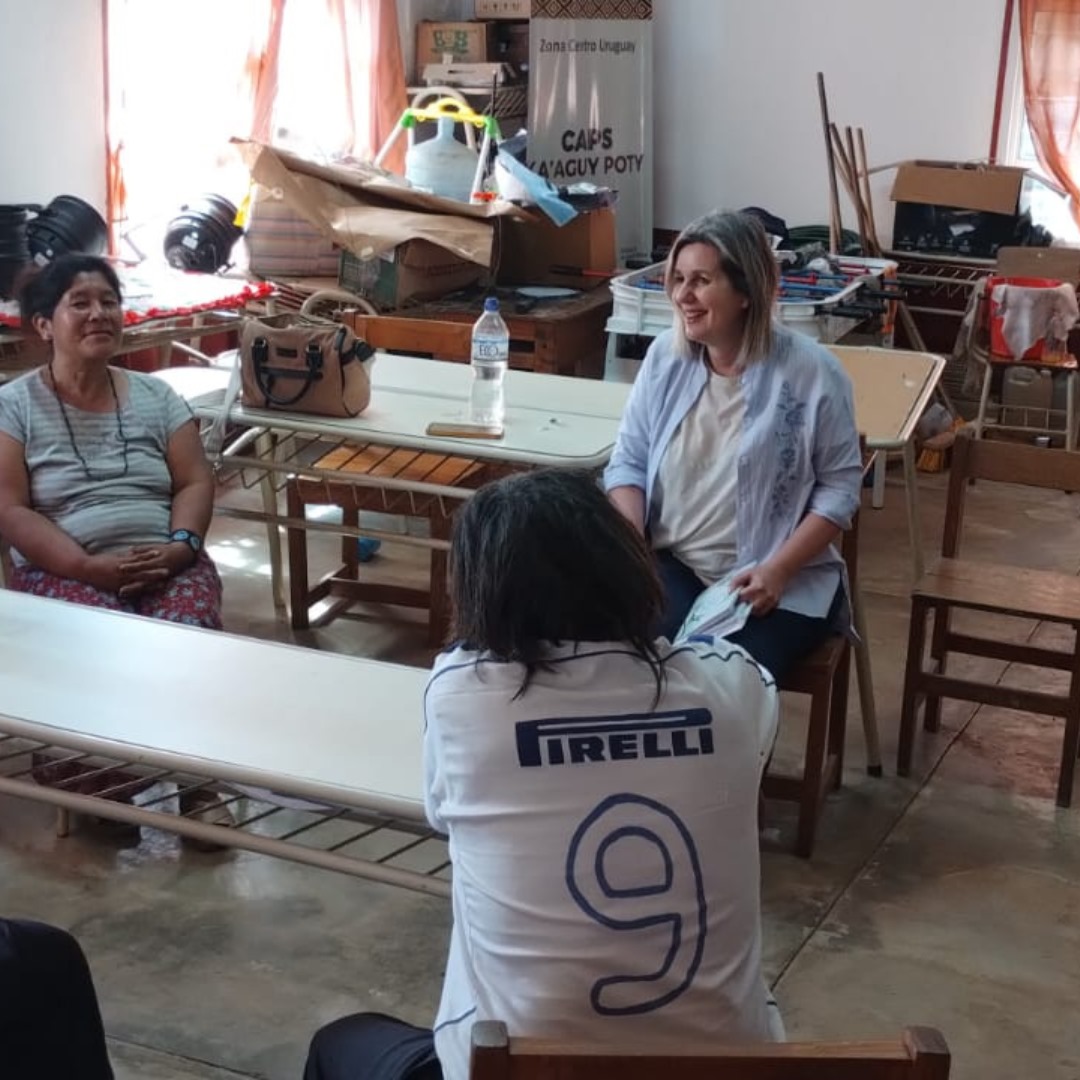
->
xmin=605 ymin=210 xmax=862 ymax=681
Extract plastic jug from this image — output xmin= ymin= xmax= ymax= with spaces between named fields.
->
xmin=405 ymin=117 xmax=477 ymax=203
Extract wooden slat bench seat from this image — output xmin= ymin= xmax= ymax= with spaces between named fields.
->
xmin=286 ymin=443 xmax=508 ymax=644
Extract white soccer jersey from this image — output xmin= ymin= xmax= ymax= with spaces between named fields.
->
xmin=423 ymin=637 xmax=781 ymax=1080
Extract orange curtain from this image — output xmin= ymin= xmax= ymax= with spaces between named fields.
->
xmin=327 ymin=0 xmax=408 ymax=171
xmin=250 ymin=0 xmax=287 ymax=145
xmin=103 ymin=0 xmax=407 ymax=249
xmin=104 ymin=0 xmax=283 ymax=249
xmin=1019 ymin=0 xmax=1080 ymax=225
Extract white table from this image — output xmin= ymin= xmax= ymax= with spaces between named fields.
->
xmin=161 ymin=354 xmax=630 ymax=467
xmin=0 ymin=591 xmax=448 ymax=896
xmin=828 ymin=346 xmax=946 ymax=581
xmin=158 ymin=356 xmax=630 ymax=612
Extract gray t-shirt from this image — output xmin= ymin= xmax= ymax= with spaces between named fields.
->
xmin=0 ymin=367 xmax=195 ymax=562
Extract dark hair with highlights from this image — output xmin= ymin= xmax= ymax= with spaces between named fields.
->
xmin=17 ymin=254 xmax=122 ymax=332
xmin=449 ymin=468 xmax=666 ymax=700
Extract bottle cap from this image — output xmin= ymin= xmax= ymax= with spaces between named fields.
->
xmin=484 ymin=296 xmax=499 ymax=312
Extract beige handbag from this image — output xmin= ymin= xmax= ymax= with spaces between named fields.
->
xmin=239 ymin=314 xmax=374 ymax=417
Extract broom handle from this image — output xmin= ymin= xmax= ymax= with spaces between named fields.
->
xmin=844 ymin=125 xmax=871 ymax=250
xmin=817 ymin=73 xmax=844 ymax=254
xmin=856 ymin=128 xmax=881 ymax=256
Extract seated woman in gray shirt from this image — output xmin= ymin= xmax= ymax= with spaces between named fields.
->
xmin=0 ymin=254 xmax=225 ymax=831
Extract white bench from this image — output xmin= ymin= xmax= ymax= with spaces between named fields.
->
xmin=0 ymin=591 xmax=449 ymax=898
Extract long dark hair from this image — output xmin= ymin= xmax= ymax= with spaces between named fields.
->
xmin=449 ymin=468 xmax=665 ymax=700
xmin=17 ymin=254 xmax=122 ymax=331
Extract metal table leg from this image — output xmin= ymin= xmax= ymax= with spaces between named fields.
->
xmin=871 ymin=452 xmax=887 ymax=509
xmin=902 ymin=437 xmax=924 ymax=581
xmin=255 ymin=430 xmax=287 ymax=612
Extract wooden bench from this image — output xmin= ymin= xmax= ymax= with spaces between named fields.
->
xmin=470 ymin=1020 xmax=951 ymax=1080
xmin=0 ymin=591 xmax=450 ymax=897
xmin=285 ymin=445 xmax=509 ymax=644
xmin=343 ymin=287 xmax=613 ymax=379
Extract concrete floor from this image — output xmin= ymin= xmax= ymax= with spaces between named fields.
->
xmin=2 ymin=462 xmax=1079 ymax=1079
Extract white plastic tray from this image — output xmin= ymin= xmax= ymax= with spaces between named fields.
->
xmin=606 ymin=256 xmax=898 ymax=337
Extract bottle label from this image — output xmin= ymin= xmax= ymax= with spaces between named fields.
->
xmin=473 ymin=339 xmax=508 ymax=362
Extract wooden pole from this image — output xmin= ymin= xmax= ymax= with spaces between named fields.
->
xmin=817 ymin=72 xmax=844 ymax=253
xmin=845 ymin=125 xmax=871 ymax=250
xmin=856 ymin=128 xmax=882 ymax=256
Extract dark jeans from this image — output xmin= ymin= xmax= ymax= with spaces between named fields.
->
xmin=653 ymin=549 xmax=840 ymax=683
xmin=304 ymin=1012 xmax=441 ymax=1080
xmin=0 ymin=918 xmax=114 ymax=1080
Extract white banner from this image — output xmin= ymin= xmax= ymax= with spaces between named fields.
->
xmin=527 ymin=2 xmax=653 ymax=263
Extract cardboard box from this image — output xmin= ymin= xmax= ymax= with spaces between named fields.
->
xmin=496 ymin=208 xmax=617 ymax=290
xmin=416 ymin=21 xmax=496 ymax=69
xmin=339 ymin=240 xmax=484 ymax=309
xmin=475 ymin=0 xmax=530 ymax=17
xmin=245 ymin=184 xmax=340 ymax=279
xmin=891 ymin=160 xmax=1031 ymax=258
xmin=996 ymin=245 xmax=1080 ymax=283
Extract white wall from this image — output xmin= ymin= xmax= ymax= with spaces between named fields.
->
xmin=0 ymin=0 xmax=1009 ymax=244
xmin=0 ymin=0 xmax=106 ymax=211
xmin=652 ymin=0 xmax=1007 ymax=241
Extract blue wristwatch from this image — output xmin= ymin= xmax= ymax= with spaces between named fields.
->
xmin=169 ymin=528 xmax=203 ymax=554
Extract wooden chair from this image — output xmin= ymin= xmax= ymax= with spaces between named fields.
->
xmin=469 ymin=1021 xmax=951 ymax=1080
xmin=762 ymin=509 xmax=860 ymax=858
xmin=898 ymin=429 xmax=1080 ymax=806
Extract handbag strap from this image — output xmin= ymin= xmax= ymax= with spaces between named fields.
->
xmin=251 ymin=334 xmax=328 ymax=406
xmin=204 ymin=351 xmax=243 ymax=459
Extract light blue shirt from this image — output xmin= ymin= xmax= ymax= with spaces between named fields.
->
xmin=603 ymin=324 xmax=862 ymax=625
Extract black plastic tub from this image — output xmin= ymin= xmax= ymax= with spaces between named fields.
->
xmin=28 ymin=195 xmax=108 ymax=263
xmin=163 ymin=194 xmax=242 ymax=273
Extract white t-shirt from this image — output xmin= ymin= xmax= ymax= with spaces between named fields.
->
xmin=423 ymin=637 xmax=781 ymax=1080
xmin=651 ymin=371 xmax=745 ymax=583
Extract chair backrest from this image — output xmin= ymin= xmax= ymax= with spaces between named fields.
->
xmin=942 ymin=430 xmax=1080 ymax=558
xmin=469 ymin=1021 xmax=951 ymax=1080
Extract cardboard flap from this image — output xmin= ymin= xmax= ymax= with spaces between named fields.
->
xmin=234 ymin=140 xmax=527 ymax=268
xmin=891 ymin=161 xmax=1026 ymax=214
xmin=996 ymin=245 xmax=1080 ymax=283
xmin=235 ymin=139 xmax=525 ymax=219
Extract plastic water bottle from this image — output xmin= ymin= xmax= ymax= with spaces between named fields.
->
xmin=405 ymin=116 xmax=478 ymax=203
xmin=470 ymin=297 xmax=509 ymax=426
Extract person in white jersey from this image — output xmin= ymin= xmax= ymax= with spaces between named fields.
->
xmin=303 ymin=468 xmax=782 ymax=1080
xmin=604 ymin=211 xmax=863 ymax=682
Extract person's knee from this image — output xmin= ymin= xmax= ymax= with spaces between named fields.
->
xmin=304 ymin=1013 xmax=378 ymax=1079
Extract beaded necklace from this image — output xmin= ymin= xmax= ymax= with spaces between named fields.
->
xmin=47 ymin=361 xmax=130 ymax=481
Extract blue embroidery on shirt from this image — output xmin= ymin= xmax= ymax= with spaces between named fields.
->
xmin=770 ymin=381 xmax=806 ymax=522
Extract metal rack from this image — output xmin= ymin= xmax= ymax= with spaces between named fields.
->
xmin=0 ymin=731 xmax=451 ymax=897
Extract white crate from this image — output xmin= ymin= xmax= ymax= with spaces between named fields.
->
xmin=607 ymin=263 xmax=671 ymax=336
xmin=606 ymin=256 xmax=898 ymax=337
